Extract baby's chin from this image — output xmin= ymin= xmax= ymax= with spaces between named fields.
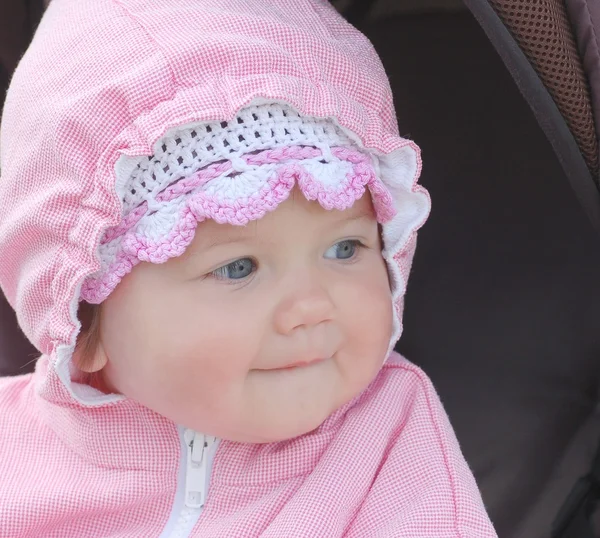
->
xmin=162 ymin=359 xmax=364 ymax=443
xmin=175 ymin=395 xmax=342 ymax=444
xmin=215 ymin=394 xmax=352 ymax=444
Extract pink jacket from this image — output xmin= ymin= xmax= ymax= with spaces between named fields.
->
xmin=0 ymin=0 xmax=497 ymax=536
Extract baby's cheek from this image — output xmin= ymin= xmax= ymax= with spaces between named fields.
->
xmin=350 ymin=264 xmax=392 ymax=329
xmin=346 ymin=272 xmax=393 ymax=361
xmin=172 ymin=331 xmax=253 ymax=394
xmin=149 ymin=346 xmax=241 ymax=424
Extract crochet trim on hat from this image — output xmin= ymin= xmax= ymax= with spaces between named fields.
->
xmin=81 ymin=103 xmax=395 ymax=304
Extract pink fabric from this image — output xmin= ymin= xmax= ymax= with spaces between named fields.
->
xmin=0 ymin=353 xmax=496 ymax=537
xmin=0 ymin=0 xmax=495 ymax=536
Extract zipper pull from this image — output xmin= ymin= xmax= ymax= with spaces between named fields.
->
xmin=184 ymin=430 xmax=212 ymax=509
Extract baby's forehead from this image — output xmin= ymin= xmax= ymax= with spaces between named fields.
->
xmin=192 ymin=190 xmax=377 ymax=248
xmin=274 ymin=187 xmax=377 ymax=221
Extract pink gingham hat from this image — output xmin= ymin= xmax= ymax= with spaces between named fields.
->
xmin=0 ymin=0 xmax=431 ymax=363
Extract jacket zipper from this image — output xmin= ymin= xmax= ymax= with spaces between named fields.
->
xmin=167 ymin=429 xmax=218 ymax=538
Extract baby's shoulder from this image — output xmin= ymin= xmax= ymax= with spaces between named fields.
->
xmin=346 ymin=351 xmax=448 ymax=432
xmin=0 ymin=372 xmax=34 ymax=403
xmin=0 ymin=372 xmax=37 ymax=430
xmin=379 ymin=351 xmax=434 ymax=384
xmin=365 ymin=351 xmax=441 ymax=407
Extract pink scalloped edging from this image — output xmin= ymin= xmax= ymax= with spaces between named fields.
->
xmin=81 ymin=146 xmax=396 ymax=304
xmin=188 ymin=164 xmax=296 ymax=226
xmin=105 ymin=146 xmax=375 ymax=245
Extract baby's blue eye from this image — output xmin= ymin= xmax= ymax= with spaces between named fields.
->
xmin=325 ymin=240 xmax=362 ymax=260
xmin=212 ymin=258 xmax=255 ymax=280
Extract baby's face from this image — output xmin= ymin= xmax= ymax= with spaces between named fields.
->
xmin=97 ymin=189 xmax=393 ymax=442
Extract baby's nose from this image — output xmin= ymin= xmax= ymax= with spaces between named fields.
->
xmin=273 ymin=285 xmax=334 ymax=335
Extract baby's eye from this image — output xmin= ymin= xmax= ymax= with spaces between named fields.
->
xmin=212 ymin=258 xmax=256 ymax=280
xmin=324 ymin=240 xmax=363 ymax=260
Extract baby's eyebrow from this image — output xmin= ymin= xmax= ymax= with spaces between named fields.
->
xmin=204 ymin=233 xmax=256 ymax=250
xmin=200 ymin=208 xmax=375 ymax=250
xmin=332 ymin=208 xmax=377 ymax=224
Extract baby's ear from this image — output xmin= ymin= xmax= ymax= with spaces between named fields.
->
xmin=73 ymin=302 xmax=107 ymax=373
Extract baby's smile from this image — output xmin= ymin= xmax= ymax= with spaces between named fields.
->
xmin=254 ymin=355 xmax=330 ymax=371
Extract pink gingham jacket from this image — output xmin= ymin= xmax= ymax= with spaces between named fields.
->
xmin=0 ymin=0 xmax=497 ymax=536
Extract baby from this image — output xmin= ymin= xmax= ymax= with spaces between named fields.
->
xmin=0 ymin=0 xmax=497 ymax=536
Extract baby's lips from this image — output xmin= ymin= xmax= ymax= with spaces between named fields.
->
xmin=256 ymin=357 xmax=329 ymax=371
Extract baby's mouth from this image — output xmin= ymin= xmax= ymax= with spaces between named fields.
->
xmin=275 ymin=357 xmax=327 ymax=370
xmin=256 ymin=356 xmax=330 ymax=372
